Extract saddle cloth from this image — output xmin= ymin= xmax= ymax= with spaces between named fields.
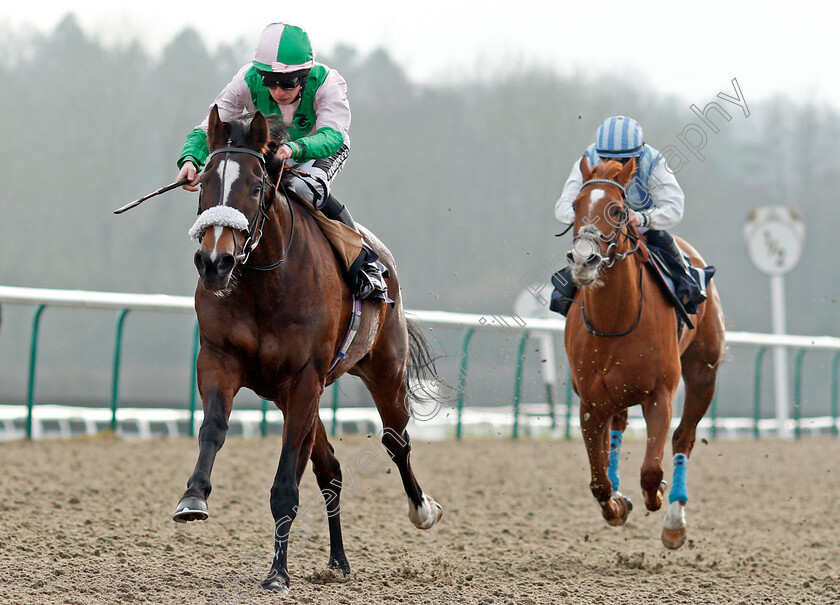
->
xmin=290 ymin=192 xmax=363 ymax=271
xmin=646 ymin=244 xmax=715 ymax=316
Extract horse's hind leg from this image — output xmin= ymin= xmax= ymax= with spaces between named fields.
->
xmin=639 ymin=387 xmax=674 ymax=513
xmin=353 ymin=348 xmax=442 ymax=529
xmin=663 ymin=337 xmax=723 ymax=549
xmin=262 ymin=382 xmax=321 ymax=593
xmin=309 ymin=418 xmax=351 ymax=576
xmin=581 ymin=404 xmax=633 ymax=526
xmin=608 ymin=410 xmax=629 ymax=495
xmin=173 ymin=351 xmax=241 ymax=523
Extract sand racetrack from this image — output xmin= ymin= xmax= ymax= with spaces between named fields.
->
xmin=1 ymin=434 xmax=839 ymax=604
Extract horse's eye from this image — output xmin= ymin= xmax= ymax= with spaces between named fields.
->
xmin=251 ymin=184 xmax=262 ymax=197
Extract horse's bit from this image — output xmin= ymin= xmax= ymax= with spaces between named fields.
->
xmin=202 ymin=146 xmax=295 ymax=271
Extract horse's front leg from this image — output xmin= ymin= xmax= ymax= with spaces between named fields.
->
xmin=173 ymin=348 xmax=241 ymax=522
xmin=262 ymin=380 xmax=321 ymax=594
xmin=580 ymin=403 xmax=633 ymax=526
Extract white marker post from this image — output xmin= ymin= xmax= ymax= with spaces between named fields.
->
xmin=744 ymin=207 xmax=804 ymax=440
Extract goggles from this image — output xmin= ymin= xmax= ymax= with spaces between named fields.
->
xmin=261 ymin=74 xmax=306 ymax=90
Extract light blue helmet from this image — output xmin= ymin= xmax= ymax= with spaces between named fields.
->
xmin=594 ymin=116 xmax=645 ymax=158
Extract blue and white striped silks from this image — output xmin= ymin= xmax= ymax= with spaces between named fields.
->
xmin=584 ymin=143 xmax=662 ymax=211
xmin=608 ymin=430 xmax=623 ymax=492
xmin=669 ymin=453 xmax=689 ymax=504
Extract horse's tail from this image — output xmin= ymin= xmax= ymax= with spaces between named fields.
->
xmin=405 ymin=320 xmax=450 ymax=420
xmin=406 ymin=319 xmax=440 ymax=387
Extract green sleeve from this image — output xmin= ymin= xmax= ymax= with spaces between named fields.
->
xmin=286 ymin=127 xmax=344 ymax=161
xmin=177 ymin=128 xmax=209 ymax=170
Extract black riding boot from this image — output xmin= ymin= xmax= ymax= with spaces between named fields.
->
xmin=645 ymin=230 xmax=689 ymax=272
xmin=549 ymin=266 xmax=577 ymax=316
xmin=645 ymin=229 xmax=707 ymax=306
xmin=320 ymin=195 xmax=387 ymax=300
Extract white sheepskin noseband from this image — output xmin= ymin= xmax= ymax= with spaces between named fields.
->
xmin=189 ymin=206 xmax=250 ymax=240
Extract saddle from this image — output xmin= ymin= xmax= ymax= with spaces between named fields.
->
xmin=284 ymin=188 xmax=363 ymax=271
xmin=284 ymin=188 xmax=393 ymax=305
xmin=643 ymin=242 xmax=716 ymax=333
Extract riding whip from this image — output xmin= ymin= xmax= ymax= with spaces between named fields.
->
xmin=113 ymin=178 xmax=191 ymax=214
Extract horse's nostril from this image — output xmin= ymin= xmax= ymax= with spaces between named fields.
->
xmin=218 ymin=254 xmax=235 ymax=275
xmin=194 ymin=251 xmax=206 ymax=276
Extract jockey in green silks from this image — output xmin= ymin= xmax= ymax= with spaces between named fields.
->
xmin=176 ymin=22 xmax=386 ymax=301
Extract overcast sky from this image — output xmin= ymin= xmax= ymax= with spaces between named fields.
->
xmin=2 ymin=0 xmax=837 ymax=109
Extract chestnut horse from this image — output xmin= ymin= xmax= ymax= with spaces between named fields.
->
xmin=564 ymin=156 xmax=725 ymax=549
xmin=173 ymin=106 xmax=443 ymax=593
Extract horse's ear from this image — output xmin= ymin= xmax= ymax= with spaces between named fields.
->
xmin=617 ymin=156 xmax=637 ymax=185
xmin=207 ymin=105 xmax=228 ymax=151
xmin=579 ymin=155 xmax=592 ymax=181
xmin=249 ymin=111 xmax=269 ymax=153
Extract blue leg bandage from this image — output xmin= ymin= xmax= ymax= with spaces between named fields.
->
xmin=669 ymin=453 xmax=689 ymax=504
xmin=608 ymin=430 xmax=623 ymax=492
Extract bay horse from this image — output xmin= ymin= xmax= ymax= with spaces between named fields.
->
xmin=173 ymin=106 xmax=443 ymax=593
xmin=564 ymin=156 xmax=725 ymax=549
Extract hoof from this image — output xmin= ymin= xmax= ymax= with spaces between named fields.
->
xmin=644 ymin=481 xmax=668 ymax=512
xmin=605 ymin=493 xmax=633 ymax=527
xmin=172 ymin=496 xmax=208 ymax=523
xmin=662 ymin=526 xmax=687 ymax=550
xmin=662 ymin=501 xmax=687 ymax=549
xmin=328 ymin=557 xmax=351 ymax=578
xmin=260 ymin=578 xmax=290 ymax=593
xmin=409 ymin=496 xmax=444 ymax=530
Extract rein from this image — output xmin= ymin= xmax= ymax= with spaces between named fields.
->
xmin=204 ymin=146 xmax=295 ymax=271
xmin=577 ymin=265 xmax=645 ymax=337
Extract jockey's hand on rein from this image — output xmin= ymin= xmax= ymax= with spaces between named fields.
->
xmin=274 ymin=144 xmax=294 ymax=161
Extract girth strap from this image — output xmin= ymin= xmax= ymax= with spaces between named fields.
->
xmin=328 ymin=299 xmax=363 ymax=373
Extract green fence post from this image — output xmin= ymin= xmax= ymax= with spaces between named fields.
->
xmin=565 ymin=367 xmax=573 ymax=440
xmin=793 ymin=349 xmax=806 ymax=440
xmin=26 ymin=305 xmax=47 ymax=440
xmin=188 ymin=321 xmax=200 ymax=438
xmin=110 ymin=309 xmax=130 ymax=433
xmin=331 ymin=380 xmax=340 ymax=437
xmin=546 ymin=382 xmax=556 ymax=431
xmin=832 ymin=351 xmax=840 ymax=438
xmin=710 ymin=392 xmax=718 ymax=439
xmin=261 ymin=399 xmax=269 ymax=437
xmin=753 ymin=347 xmax=767 ymax=439
xmin=511 ymin=331 xmax=530 ymax=440
xmin=455 ymin=328 xmax=475 ymax=441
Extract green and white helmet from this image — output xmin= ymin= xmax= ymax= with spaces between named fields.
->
xmin=253 ymin=22 xmax=315 ymax=74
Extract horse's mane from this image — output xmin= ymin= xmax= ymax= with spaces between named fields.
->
xmin=223 ymin=113 xmax=289 ymax=180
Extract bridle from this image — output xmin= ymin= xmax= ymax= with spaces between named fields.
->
xmin=572 ymin=177 xmax=646 ymax=337
xmin=577 ymin=178 xmax=642 ymax=269
xmin=201 ymin=146 xmax=295 ymax=271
